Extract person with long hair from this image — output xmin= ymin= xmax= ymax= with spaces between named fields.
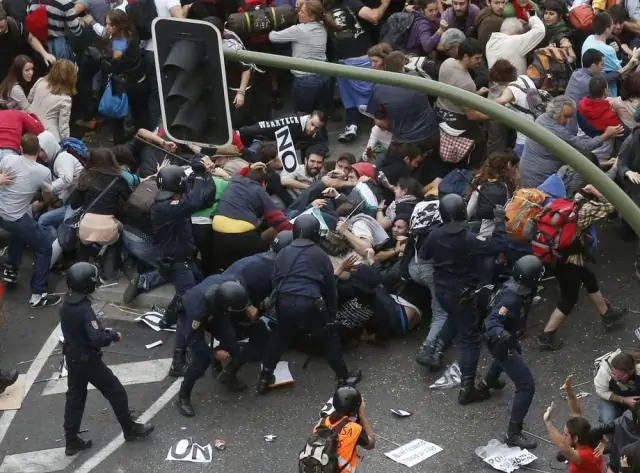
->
xmin=0 ymin=55 xmax=34 ymax=110
xmin=100 ymin=10 xmax=148 ymax=143
xmin=269 ymin=0 xmax=331 ymax=114
xmin=27 ymin=59 xmax=77 ymax=141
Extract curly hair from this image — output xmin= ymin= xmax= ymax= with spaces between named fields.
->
xmin=489 ymin=59 xmax=517 ymax=84
xmin=471 ymin=151 xmax=519 ymax=194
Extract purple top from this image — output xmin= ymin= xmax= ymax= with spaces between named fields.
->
xmin=405 ymin=13 xmax=441 ymax=55
xmin=441 ymin=4 xmax=480 ymax=37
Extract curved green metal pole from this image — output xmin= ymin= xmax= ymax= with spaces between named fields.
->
xmin=224 ymin=49 xmax=640 ymax=234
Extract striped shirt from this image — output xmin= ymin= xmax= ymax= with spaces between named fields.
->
xmin=26 ymin=0 xmax=82 ymax=39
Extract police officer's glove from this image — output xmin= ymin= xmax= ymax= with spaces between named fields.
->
xmin=489 ymin=330 xmax=512 ymax=360
xmin=106 ymin=329 xmax=121 ymax=343
xmin=493 ymin=204 xmax=506 ymax=221
xmin=190 ymin=159 xmax=207 ymax=176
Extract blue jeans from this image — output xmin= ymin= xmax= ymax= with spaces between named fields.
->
xmin=514 ymin=143 xmax=524 ymax=159
xmin=408 ymin=259 xmax=448 ymax=344
xmin=120 ymin=229 xmax=166 ymax=291
xmin=47 ymin=37 xmax=75 ymax=62
xmin=292 ymin=74 xmax=331 ymax=114
xmin=597 ymin=398 xmax=627 ymax=423
xmin=38 ymin=206 xmax=66 ymax=241
xmin=0 ymin=213 xmax=54 ymax=294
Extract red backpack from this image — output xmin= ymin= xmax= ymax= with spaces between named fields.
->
xmin=25 ymin=0 xmax=50 ymax=43
xmin=530 ymin=198 xmax=579 ymax=264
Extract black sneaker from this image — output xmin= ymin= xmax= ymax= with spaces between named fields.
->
xmin=2 ymin=267 xmax=17 ymax=284
xmin=601 ymin=304 xmax=627 ymax=331
xmin=535 ymin=333 xmax=564 ymax=351
xmin=29 ymin=293 xmax=62 ymax=309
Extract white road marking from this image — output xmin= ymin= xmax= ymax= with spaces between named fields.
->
xmin=74 ymin=379 xmax=182 ymax=473
xmin=41 ymin=359 xmax=172 ymax=396
xmin=0 ymin=447 xmax=73 ymax=473
xmin=0 ymin=324 xmax=62 ymax=445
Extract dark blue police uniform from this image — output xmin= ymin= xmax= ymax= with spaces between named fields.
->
xmin=179 ymin=276 xmax=243 ymax=390
xmin=61 ymin=296 xmax=131 ymax=437
xmin=483 ymin=280 xmax=536 ymax=425
xmin=420 ymin=218 xmax=507 ymax=388
xmin=261 ymin=239 xmax=349 ymax=379
xmin=151 ymin=172 xmax=214 ymax=344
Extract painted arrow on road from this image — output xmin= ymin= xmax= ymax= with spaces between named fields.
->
xmin=40 ymin=358 xmax=172 ymax=396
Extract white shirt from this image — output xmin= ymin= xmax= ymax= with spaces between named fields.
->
xmin=144 ymin=0 xmax=182 ymax=52
xmin=507 ymin=75 xmax=536 ymax=145
xmin=485 ymin=15 xmax=545 ymax=75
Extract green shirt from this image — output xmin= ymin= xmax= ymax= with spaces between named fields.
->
xmin=191 ymin=176 xmax=229 ymax=220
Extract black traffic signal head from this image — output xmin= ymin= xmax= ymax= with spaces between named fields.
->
xmin=152 ymin=17 xmax=232 ymax=148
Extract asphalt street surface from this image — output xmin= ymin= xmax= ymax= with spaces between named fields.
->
xmin=0 ymin=124 xmax=639 ymax=473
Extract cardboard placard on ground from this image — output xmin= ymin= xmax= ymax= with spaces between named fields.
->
xmin=270 ymin=361 xmax=294 ymax=388
xmin=384 ymin=439 xmax=443 ymax=467
xmin=0 ymin=375 xmax=26 ymax=411
xmin=475 ymin=439 xmax=537 ymax=473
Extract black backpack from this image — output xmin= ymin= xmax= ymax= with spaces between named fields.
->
xmin=475 ymin=182 xmax=509 ymax=220
xmin=379 ymin=12 xmax=415 ymax=50
xmin=299 ymin=418 xmax=351 ymax=473
xmin=126 ymin=0 xmax=158 ymax=41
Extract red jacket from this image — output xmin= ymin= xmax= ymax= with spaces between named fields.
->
xmin=577 ymin=97 xmax=621 ymax=133
xmin=0 ymin=110 xmax=44 ymax=153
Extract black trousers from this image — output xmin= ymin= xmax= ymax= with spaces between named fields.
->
xmin=63 ymin=353 xmax=130 ymax=437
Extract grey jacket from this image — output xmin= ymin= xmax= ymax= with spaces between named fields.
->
xmin=519 ymin=113 xmax=601 ymax=188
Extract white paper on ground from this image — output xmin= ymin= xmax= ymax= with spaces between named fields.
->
xmin=429 ymin=362 xmax=461 ymax=390
xmin=270 ymin=361 xmax=294 ymax=387
xmin=135 ymin=312 xmax=176 ymax=332
xmin=390 ymin=409 xmax=412 ymax=417
xmin=384 ymin=439 xmax=442 ymax=467
xmin=475 ymin=439 xmax=537 ymax=473
xmin=166 ymin=439 xmax=212 ymax=463
xmin=145 ymin=340 xmax=163 ymax=349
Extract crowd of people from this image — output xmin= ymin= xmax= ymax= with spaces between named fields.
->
xmin=2 ymin=0 xmax=640 ymax=469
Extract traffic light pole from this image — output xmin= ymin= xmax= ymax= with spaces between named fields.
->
xmin=224 ymin=48 xmax=640 ymax=235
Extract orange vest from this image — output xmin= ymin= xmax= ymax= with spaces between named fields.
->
xmin=316 ymin=416 xmax=362 ymax=473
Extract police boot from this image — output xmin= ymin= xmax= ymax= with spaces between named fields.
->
xmin=120 ymin=417 xmax=154 ymax=442
xmin=256 ymin=369 xmax=275 ymax=395
xmin=169 ymin=349 xmax=187 ymax=378
xmin=65 ymin=434 xmax=93 ymax=456
xmin=336 ymin=369 xmax=362 ymax=387
xmin=176 ymin=380 xmax=196 ymax=417
xmin=458 ymin=375 xmax=491 ymax=406
xmin=505 ymin=421 xmax=538 ymax=450
xmin=217 ymin=359 xmax=247 ymax=392
xmin=416 ymin=339 xmax=444 ymax=372
xmin=0 ymin=369 xmax=18 ymax=394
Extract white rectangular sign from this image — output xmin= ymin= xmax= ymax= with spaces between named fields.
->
xmin=275 ymin=125 xmax=298 ymax=173
xmin=384 ymin=439 xmax=442 ymax=468
xmin=483 ymin=449 xmax=537 ymax=473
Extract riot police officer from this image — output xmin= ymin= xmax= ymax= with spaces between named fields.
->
xmin=177 ymin=280 xmax=250 ymax=417
xmin=420 ymin=194 xmax=507 ymax=405
xmin=256 ymin=215 xmax=361 ymax=394
xmin=151 ymin=162 xmax=215 ymax=377
xmin=478 ymin=255 xmax=544 ymax=449
xmin=61 ymin=262 xmax=154 ymax=456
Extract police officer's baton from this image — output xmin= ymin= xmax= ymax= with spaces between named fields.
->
xmin=133 ymin=136 xmax=195 ymax=165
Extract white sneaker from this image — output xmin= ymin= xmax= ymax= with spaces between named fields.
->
xmin=338 ymin=124 xmax=358 ymax=143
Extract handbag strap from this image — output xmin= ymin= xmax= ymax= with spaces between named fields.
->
xmin=80 ymin=175 xmax=121 ymax=220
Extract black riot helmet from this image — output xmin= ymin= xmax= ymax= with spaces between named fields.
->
xmin=512 ymin=255 xmax=545 ymax=288
xmin=332 ymin=386 xmax=362 ymax=416
xmin=66 ymin=262 xmax=99 ymax=300
xmin=439 ymin=194 xmax=466 ymax=223
xmin=205 ymin=280 xmax=249 ymax=313
xmin=271 ymin=230 xmax=294 ymax=253
xmin=293 ymin=214 xmax=320 ymax=242
xmin=156 ymin=165 xmax=187 ymax=200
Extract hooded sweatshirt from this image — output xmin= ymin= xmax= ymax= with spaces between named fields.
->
xmin=486 ymin=14 xmax=545 ymax=75
xmin=476 ymin=7 xmax=504 ymax=47
xmin=577 ymin=96 xmax=621 ymax=133
xmin=38 ymin=131 xmax=84 ymax=202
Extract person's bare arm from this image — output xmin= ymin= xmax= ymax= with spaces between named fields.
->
xmin=358 ymin=399 xmax=376 ymax=450
xmin=561 ymin=375 xmax=583 ymax=417
xmin=357 ymin=0 xmax=391 ymax=25
xmin=543 ymin=402 xmax=582 ymax=465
